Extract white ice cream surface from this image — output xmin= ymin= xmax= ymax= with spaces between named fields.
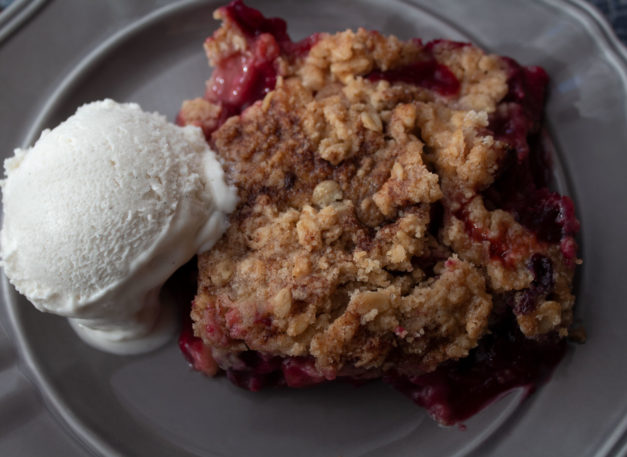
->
xmin=1 ymin=99 xmax=237 ymax=353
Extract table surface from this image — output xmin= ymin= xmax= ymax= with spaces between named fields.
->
xmin=588 ymin=0 xmax=627 ymax=41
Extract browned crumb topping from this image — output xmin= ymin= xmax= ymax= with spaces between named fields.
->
xmin=181 ymin=22 xmax=576 ymax=376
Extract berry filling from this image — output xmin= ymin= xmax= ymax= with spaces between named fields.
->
xmin=453 ymin=205 xmax=541 ymax=267
xmin=384 ymin=313 xmax=565 ymax=425
xmin=512 ymin=254 xmax=555 ymax=315
xmin=179 ymin=311 xmax=219 ymax=376
xmin=366 ymin=39 xmax=466 ymax=96
xmin=366 ymin=58 xmax=460 ymax=96
xmin=222 ymin=0 xmax=318 ymax=57
xmin=186 ymin=0 xmax=319 ymax=136
xmin=481 ymin=57 xmax=579 ymax=262
xmin=178 ymin=306 xmax=565 ymax=426
xmin=225 ymin=353 xmax=327 ymax=392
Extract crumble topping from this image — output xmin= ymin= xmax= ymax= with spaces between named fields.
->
xmin=179 ymin=3 xmax=579 ymax=383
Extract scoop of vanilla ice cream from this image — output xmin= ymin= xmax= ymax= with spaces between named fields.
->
xmin=0 ymin=99 xmax=237 ymax=354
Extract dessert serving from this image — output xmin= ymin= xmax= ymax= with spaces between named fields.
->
xmin=177 ymin=0 xmax=581 ymax=424
xmin=0 ymin=0 xmax=582 ymax=428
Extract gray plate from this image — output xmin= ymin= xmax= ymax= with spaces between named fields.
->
xmin=1 ymin=0 xmax=627 ymax=456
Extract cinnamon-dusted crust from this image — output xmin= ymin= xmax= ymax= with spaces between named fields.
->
xmin=180 ymin=14 xmax=577 ymax=378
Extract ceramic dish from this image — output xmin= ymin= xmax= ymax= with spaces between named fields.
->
xmin=1 ymin=1 xmax=627 ymax=456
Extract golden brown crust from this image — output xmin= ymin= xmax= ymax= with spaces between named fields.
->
xmin=181 ymin=25 xmax=576 ymax=376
